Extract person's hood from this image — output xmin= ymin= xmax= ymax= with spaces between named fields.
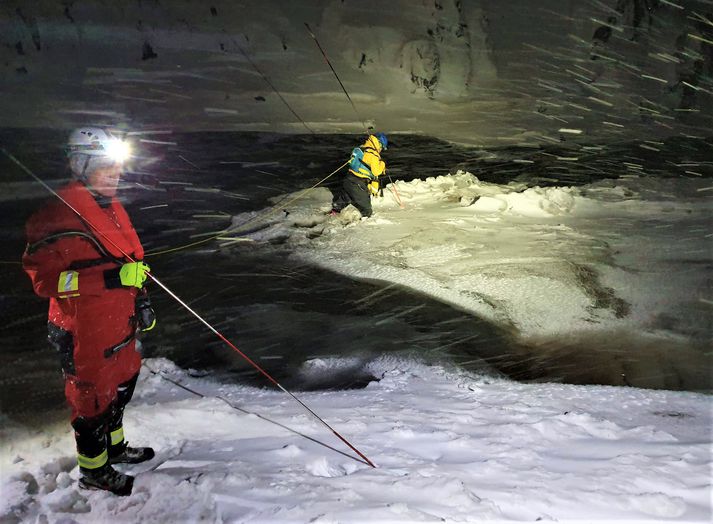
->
xmin=362 ymin=135 xmax=382 ymax=153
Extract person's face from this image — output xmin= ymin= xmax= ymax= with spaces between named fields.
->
xmin=87 ymin=162 xmax=122 ymax=197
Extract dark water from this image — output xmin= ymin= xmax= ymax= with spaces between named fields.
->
xmin=1 ymin=129 xmax=711 ymax=421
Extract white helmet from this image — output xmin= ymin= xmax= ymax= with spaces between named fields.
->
xmin=66 ymin=127 xmax=131 ymax=178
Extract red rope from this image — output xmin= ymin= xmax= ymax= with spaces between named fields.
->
xmin=4 ymin=148 xmax=376 ymax=469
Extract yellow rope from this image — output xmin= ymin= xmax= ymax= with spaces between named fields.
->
xmin=145 ymin=161 xmax=348 ymax=257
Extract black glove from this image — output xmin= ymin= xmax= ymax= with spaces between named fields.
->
xmin=135 ymin=293 xmax=156 ymax=332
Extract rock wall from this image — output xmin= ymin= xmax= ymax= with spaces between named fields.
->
xmin=1 ymin=0 xmax=711 ymax=145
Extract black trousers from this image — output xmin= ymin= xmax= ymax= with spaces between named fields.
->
xmin=332 ymin=175 xmax=372 ymax=217
xmin=72 ymin=372 xmax=138 ymax=467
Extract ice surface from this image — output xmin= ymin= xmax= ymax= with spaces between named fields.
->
xmin=252 ymin=171 xmax=710 ymax=341
xmin=225 ymin=169 xmax=712 ymax=390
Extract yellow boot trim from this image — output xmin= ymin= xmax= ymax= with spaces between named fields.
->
xmin=110 ymin=427 xmax=125 ymax=447
xmin=77 ymin=449 xmax=108 ymax=470
xmin=142 ymin=318 xmax=156 ymax=331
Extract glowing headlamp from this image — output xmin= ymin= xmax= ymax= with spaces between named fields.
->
xmin=104 ymin=139 xmax=131 ymax=164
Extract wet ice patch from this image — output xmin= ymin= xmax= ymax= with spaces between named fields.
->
xmin=296 ymin=357 xmax=378 ymax=390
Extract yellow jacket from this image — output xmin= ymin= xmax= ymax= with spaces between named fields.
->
xmin=349 ymin=135 xmax=386 ymax=181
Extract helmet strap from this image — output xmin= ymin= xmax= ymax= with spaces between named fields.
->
xmin=75 ymin=156 xmax=97 ymax=193
xmin=79 ymin=156 xmax=90 ymax=181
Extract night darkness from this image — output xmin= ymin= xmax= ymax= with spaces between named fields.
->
xmin=0 ymin=1 xmax=711 ymax=521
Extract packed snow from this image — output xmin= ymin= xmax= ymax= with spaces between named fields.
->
xmin=2 ymin=170 xmax=710 ymax=522
xmin=2 ymin=357 xmax=711 ymax=522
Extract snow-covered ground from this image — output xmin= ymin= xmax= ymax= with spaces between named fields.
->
xmin=2 ymin=357 xmax=711 ymax=522
xmin=235 ymin=170 xmax=712 ymax=390
xmin=2 ymin=171 xmax=711 ymax=522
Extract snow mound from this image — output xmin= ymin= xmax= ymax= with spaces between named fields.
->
xmin=503 ymin=185 xmax=578 ymax=217
xmin=305 ymin=457 xmax=354 ymax=478
xmin=375 ymin=170 xmax=527 ymax=210
xmin=375 ymin=170 xmax=580 ymax=218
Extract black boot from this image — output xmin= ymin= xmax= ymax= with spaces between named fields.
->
xmin=78 ymin=464 xmax=134 ymax=496
xmin=109 ymin=442 xmax=155 ymax=465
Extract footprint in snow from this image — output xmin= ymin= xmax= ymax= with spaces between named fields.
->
xmin=44 ymin=487 xmax=90 ymax=514
xmin=275 ymin=444 xmax=303 ymax=458
xmin=306 ymin=457 xmax=359 ymax=478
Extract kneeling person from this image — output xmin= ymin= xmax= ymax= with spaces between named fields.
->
xmin=332 ymin=133 xmax=388 ymax=218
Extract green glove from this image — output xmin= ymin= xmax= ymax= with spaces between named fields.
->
xmin=119 ymin=261 xmax=151 ymax=288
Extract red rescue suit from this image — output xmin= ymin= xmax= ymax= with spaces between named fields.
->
xmin=23 ymin=181 xmax=143 ymax=420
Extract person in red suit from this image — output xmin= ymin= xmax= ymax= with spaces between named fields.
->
xmin=23 ymin=127 xmax=156 ymax=496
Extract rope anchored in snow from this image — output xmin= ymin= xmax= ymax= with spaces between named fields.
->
xmin=386 ymin=173 xmax=405 ymax=209
xmin=3 ymin=148 xmax=376 ymax=469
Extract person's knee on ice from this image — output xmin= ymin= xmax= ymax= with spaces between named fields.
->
xmin=331 ymin=133 xmax=388 ymax=219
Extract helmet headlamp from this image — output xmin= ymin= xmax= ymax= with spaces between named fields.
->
xmin=66 ymin=128 xmax=131 ymax=164
xmin=104 ymin=138 xmax=131 ymax=164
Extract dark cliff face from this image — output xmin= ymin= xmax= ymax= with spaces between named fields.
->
xmin=0 ymin=0 xmax=711 ymax=145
